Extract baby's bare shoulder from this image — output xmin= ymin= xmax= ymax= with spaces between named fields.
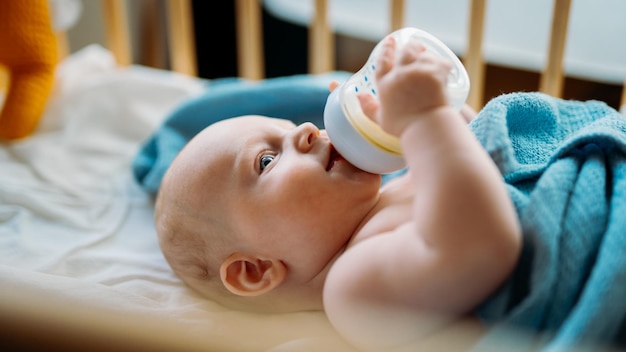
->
xmin=348 ymin=174 xmax=414 ymax=246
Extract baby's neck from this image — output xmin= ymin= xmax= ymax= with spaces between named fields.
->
xmin=346 ymin=173 xmax=414 ymax=248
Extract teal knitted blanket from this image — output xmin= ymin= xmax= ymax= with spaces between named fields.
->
xmin=471 ymin=92 xmax=626 ymax=351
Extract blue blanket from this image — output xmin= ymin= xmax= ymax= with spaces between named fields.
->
xmin=132 ymin=75 xmax=626 ymax=350
xmin=470 ymin=92 xmax=626 ymax=351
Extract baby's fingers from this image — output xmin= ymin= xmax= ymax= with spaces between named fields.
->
xmin=398 ymin=40 xmax=427 ymax=66
xmin=375 ymin=36 xmax=396 ymax=80
xmin=357 ymin=93 xmax=379 ymax=120
xmin=329 ymin=80 xmax=340 ymax=92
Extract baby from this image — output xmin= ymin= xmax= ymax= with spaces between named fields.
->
xmin=155 ymin=36 xmax=522 ymax=350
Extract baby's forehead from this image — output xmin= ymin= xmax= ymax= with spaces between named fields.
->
xmin=204 ymin=115 xmax=296 ymax=143
xmin=182 ymin=114 xmax=294 ymax=167
xmin=169 ymin=116 xmax=289 ymax=212
xmin=225 ymin=115 xmax=296 ymax=129
xmin=166 ymin=115 xmax=300 ymax=221
xmin=186 ymin=115 xmax=297 ymax=160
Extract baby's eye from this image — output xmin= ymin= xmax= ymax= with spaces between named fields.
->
xmin=259 ymin=154 xmax=275 ymax=172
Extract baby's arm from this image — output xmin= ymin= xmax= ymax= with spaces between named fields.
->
xmin=324 ymin=37 xmax=520 ymax=350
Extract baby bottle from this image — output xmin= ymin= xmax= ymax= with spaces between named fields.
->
xmin=323 ymin=27 xmax=470 ymax=174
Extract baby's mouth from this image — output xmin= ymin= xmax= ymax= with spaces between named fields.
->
xmin=326 ymin=145 xmax=344 ymax=171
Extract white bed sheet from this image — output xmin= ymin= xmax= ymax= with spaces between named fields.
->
xmin=0 ymin=46 xmax=354 ymax=351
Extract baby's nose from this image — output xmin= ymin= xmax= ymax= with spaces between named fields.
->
xmin=294 ymin=122 xmax=320 ymax=151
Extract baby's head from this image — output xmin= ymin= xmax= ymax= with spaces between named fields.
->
xmin=155 ymin=115 xmax=382 ymax=312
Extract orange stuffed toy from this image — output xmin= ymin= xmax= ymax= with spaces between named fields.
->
xmin=0 ymin=0 xmax=57 ymax=140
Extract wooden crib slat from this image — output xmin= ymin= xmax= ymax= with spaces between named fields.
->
xmin=539 ymin=0 xmax=572 ymax=98
xmin=101 ymin=0 xmax=132 ymax=66
xmin=139 ymin=0 xmax=167 ymax=69
xmin=235 ymin=0 xmax=265 ymax=80
xmin=309 ymin=0 xmax=335 ymax=74
xmin=390 ymin=0 xmax=405 ymax=31
xmin=465 ymin=0 xmax=487 ymax=110
xmin=166 ymin=0 xmax=197 ymax=76
xmin=621 ymin=77 xmax=626 ymax=109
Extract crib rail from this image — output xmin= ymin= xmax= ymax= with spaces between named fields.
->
xmin=102 ymin=0 xmax=132 ymax=66
xmin=465 ymin=0 xmax=487 ymax=109
xmin=98 ymin=0 xmax=624 ymax=110
xmin=539 ymin=0 xmax=571 ymax=101
xmin=235 ymin=0 xmax=264 ymax=80
xmin=308 ymin=0 xmax=334 ymax=74
xmin=100 ymin=0 xmax=197 ymax=75
xmin=165 ymin=0 xmax=197 ymax=76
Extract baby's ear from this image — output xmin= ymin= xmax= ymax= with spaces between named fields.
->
xmin=219 ymin=253 xmax=287 ymax=296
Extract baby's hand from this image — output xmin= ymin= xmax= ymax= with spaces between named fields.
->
xmin=371 ymin=36 xmax=452 ymax=137
xmin=330 ymin=80 xmax=380 ymax=119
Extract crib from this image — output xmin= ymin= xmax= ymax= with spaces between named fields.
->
xmin=1 ymin=0 xmax=625 ymax=351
